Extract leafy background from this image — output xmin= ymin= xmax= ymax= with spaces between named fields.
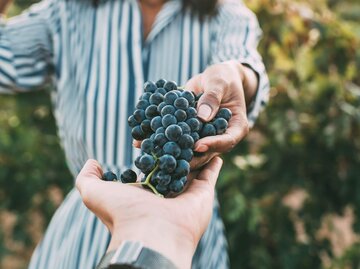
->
xmin=0 ymin=0 xmax=359 ymax=268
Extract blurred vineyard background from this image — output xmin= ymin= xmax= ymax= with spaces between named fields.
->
xmin=0 ymin=0 xmax=359 ymax=268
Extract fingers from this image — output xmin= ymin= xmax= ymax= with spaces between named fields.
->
xmin=189 ymin=152 xmax=218 ymax=170
xmin=76 ymin=159 xmax=103 ymax=192
xmin=133 ymin=140 xmax=141 ymax=149
xmin=194 ymin=112 xmax=249 ymax=153
xmin=184 ymin=74 xmax=203 ymax=95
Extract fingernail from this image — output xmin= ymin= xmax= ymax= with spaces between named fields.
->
xmin=198 ymin=104 xmax=212 ymax=121
xmin=195 ymin=144 xmax=209 ymax=152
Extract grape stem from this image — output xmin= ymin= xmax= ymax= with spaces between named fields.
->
xmin=126 ymin=164 xmax=163 ymax=198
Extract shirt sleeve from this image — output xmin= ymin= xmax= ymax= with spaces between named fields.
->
xmin=210 ymin=1 xmax=270 ymax=127
xmin=0 ymin=0 xmax=58 ymax=93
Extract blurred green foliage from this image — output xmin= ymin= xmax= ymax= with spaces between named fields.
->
xmin=1 ymin=0 xmax=360 ymax=269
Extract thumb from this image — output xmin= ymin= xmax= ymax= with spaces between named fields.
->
xmin=197 ymin=84 xmax=225 ymax=122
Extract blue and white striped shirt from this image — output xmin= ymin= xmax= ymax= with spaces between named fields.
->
xmin=0 ymin=0 xmax=269 ymax=268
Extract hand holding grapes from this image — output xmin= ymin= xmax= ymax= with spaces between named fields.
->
xmin=76 ymin=157 xmax=223 ymax=269
xmin=186 ymin=60 xmax=258 ymax=169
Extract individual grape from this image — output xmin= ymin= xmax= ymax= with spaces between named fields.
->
xmin=190 ymin=132 xmax=200 ymax=143
xmin=180 ymin=148 xmax=193 ymax=162
xmin=145 ymin=104 xmax=158 ymax=119
xmin=169 ymin=179 xmax=184 ymax=193
xmin=150 ymin=116 xmax=163 ymax=132
xmin=200 ymin=123 xmax=216 ymax=137
xmin=141 ymin=139 xmax=154 ymax=154
xmin=165 ymin=124 xmax=183 ymax=141
xmin=153 ymin=145 xmax=164 ymax=157
xmin=159 ymin=154 xmax=177 ymax=173
xmin=133 ymin=109 xmax=145 ymax=122
xmin=162 ymin=114 xmax=177 ymax=128
xmin=186 ymin=107 xmax=197 ymax=118
xmin=161 ymin=105 xmax=176 ymax=116
xmin=163 ymin=141 xmax=181 ymax=158
xmin=155 ymin=127 xmax=165 ymax=135
xmin=186 ymin=118 xmax=201 ymax=132
xmin=216 ymin=108 xmax=232 ymax=121
xmin=156 ymin=79 xmax=167 ymax=88
xmin=179 ymin=176 xmax=187 ymax=186
xmin=120 ymin=169 xmax=137 ymax=183
xmin=154 ymin=133 xmax=168 ymax=147
xmin=141 ymin=92 xmax=152 ymax=101
xmin=140 ymin=119 xmax=152 ymax=133
xmin=156 ymin=88 xmax=167 ymax=95
xmin=102 ymin=171 xmax=118 ymax=182
xmin=136 ymin=100 xmax=150 ymax=110
xmin=157 ymin=102 xmax=167 ymax=113
xmin=213 ymin=118 xmax=228 ymax=135
xmin=181 ymin=91 xmax=195 ymax=105
xmin=144 ymin=81 xmax=157 ymax=93
xmin=178 ymin=134 xmax=194 ymax=149
xmin=174 ymin=97 xmax=189 ymax=110
xmin=174 ymin=160 xmax=190 ymax=178
xmin=156 ymin=171 xmax=172 ymax=186
xmin=174 ymin=109 xmax=187 ymax=122
xmin=178 ymin=122 xmax=191 ymax=135
xmin=128 ymin=115 xmax=138 ymax=128
xmin=164 ymin=91 xmax=178 ymax=105
xmin=135 ymin=155 xmax=142 ymax=170
xmin=132 ymin=125 xmax=146 ymax=140
xmin=140 ymin=154 xmax=156 ymax=173
xmin=149 ymin=92 xmax=164 ymax=105
xmin=156 ymin=184 xmax=169 ymax=196
xmin=164 ymin=81 xmax=178 ymax=92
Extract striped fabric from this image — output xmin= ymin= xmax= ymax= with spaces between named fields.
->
xmin=0 ymin=0 xmax=269 ymax=268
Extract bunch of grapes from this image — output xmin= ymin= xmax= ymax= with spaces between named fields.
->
xmin=102 ymin=79 xmax=232 ymax=197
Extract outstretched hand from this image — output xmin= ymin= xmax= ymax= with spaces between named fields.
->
xmin=76 ymin=157 xmax=223 ymax=269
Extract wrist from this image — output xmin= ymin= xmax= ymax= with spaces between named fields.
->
xmin=108 ymin=218 xmax=196 ymax=269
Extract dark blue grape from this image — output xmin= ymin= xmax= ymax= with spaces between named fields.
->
xmin=136 ymin=100 xmax=150 ymax=110
xmin=186 ymin=118 xmax=201 ymax=132
xmin=156 ymin=88 xmax=167 ymax=95
xmin=186 ymin=107 xmax=197 ymax=118
xmin=161 ymin=105 xmax=176 ymax=116
xmin=165 ymin=124 xmax=183 ymax=141
xmin=159 ymin=154 xmax=177 ymax=173
xmin=150 ymin=133 xmax=155 ymax=140
xmin=133 ymin=109 xmax=145 ymax=122
xmin=178 ymin=122 xmax=191 ymax=135
xmin=174 ymin=109 xmax=187 ymax=122
xmin=180 ymin=176 xmax=187 ymax=186
xmin=178 ymin=134 xmax=194 ymax=149
xmin=174 ymin=160 xmax=190 ymax=178
xmin=155 ymin=127 xmax=165 ymax=135
xmin=102 ymin=171 xmax=118 ymax=182
xmin=164 ymin=91 xmax=178 ymax=105
xmin=144 ymin=81 xmax=157 ymax=93
xmin=149 ymin=92 xmax=164 ymax=105
xmin=145 ymin=104 xmax=159 ymax=119
xmin=156 ymin=171 xmax=172 ymax=186
xmin=162 ymin=114 xmax=177 ymax=128
xmin=128 ymin=115 xmax=138 ymax=128
xmin=135 ymin=155 xmax=142 ymax=170
xmin=216 ymin=108 xmax=232 ymax=121
xmin=154 ymin=133 xmax=168 ymax=147
xmin=156 ymin=79 xmax=167 ymax=88
xmin=140 ymin=119 xmax=152 ymax=133
xmin=190 ymin=132 xmax=200 ymax=142
xmin=164 ymin=81 xmax=178 ymax=92
xmin=181 ymin=91 xmax=195 ymax=105
xmin=141 ymin=139 xmax=154 ymax=154
xmin=120 ymin=169 xmax=137 ymax=183
xmin=163 ymin=142 xmax=181 ymax=158
xmin=213 ymin=118 xmax=228 ymax=135
xmin=169 ymin=180 xmax=184 ymax=193
xmin=180 ymin=148 xmax=193 ymax=162
xmin=132 ymin=125 xmax=146 ymax=140
xmin=174 ymin=97 xmax=189 ymax=110
xmin=150 ymin=116 xmax=163 ymax=131
xmin=141 ymin=92 xmax=152 ymax=101
xmin=156 ymin=184 xmax=169 ymax=196
xmin=153 ymin=145 xmax=164 ymax=157
xmin=140 ymin=154 xmax=156 ymax=173
xmin=200 ymin=123 xmax=216 ymax=137
xmin=157 ymin=102 xmax=167 ymax=113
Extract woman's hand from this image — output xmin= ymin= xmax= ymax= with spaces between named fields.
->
xmin=186 ymin=60 xmax=258 ymax=169
xmin=76 ymin=157 xmax=223 ymax=269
